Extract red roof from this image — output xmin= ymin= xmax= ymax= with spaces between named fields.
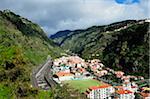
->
xmin=89 ymin=84 xmax=111 ymax=90
xmin=131 ymin=86 xmax=137 ymax=88
xmin=56 ymin=72 xmax=74 ymax=77
xmin=116 ymin=90 xmax=133 ymax=94
xmin=115 ymin=86 xmax=123 ymax=89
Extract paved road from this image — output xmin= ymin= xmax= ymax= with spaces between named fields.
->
xmin=31 ymin=58 xmax=57 ymax=90
xmin=44 ymin=65 xmax=57 ymax=88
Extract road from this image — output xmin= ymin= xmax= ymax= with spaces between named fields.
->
xmin=31 ymin=57 xmax=57 ymax=90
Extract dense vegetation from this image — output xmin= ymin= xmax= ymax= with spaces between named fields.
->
xmin=0 ymin=10 xmax=86 ymax=98
xmin=50 ymin=30 xmax=72 ymax=39
xmin=51 ymin=20 xmax=149 ymax=78
xmin=0 ymin=9 xmax=149 ymax=98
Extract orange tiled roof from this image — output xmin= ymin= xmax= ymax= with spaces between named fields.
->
xmin=56 ymin=72 xmax=74 ymax=77
xmin=89 ymin=84 xmax=111 ymax=90
xmin=116 ymin=90 xmax=133 ymax=94
xmin=115 ymin=86 xmax=123 ymax=89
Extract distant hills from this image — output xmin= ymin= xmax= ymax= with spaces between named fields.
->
xmin=0 ymin=10 xmax=65 ymax=98
xmin=51 ymin=19 xmax=149 ymax=78
xmin=50 ymin=30 xmax=72 ymax=39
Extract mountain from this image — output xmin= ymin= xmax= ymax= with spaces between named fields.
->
xmin=0 ymin=10 xmax=66 ymax=98
xmin=52 ymin=19 xmax=149 ymax=78
xmin=51 ymin=20 xmax=138 ymax=45
xmin=50 ymin=30 xmax=72 ymax=45
xmin=50 ymin=30 xmax=72 ymax=39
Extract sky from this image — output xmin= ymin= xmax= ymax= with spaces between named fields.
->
xmin=0 ymin=0 xmax=149 ymax=36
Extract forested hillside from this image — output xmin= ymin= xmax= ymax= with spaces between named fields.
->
xmin=0 ymin=10 xmax=65 ymax=98
xmin=51 ymin=20 xmax=149 ymax=78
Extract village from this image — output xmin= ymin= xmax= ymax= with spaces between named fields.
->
xmin=50 ymin=55 xmax=149 ymax=99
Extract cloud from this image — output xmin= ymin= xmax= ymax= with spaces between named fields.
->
xmin=0 ymin=0 xmax=149 ymax=36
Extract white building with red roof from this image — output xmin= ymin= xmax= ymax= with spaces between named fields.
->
xmin=54 ymin=72 xmax=74 ymax=81
xmin=115 ymin=89 xmax=135 ymax=99
xmin=85 ymin=84 xmax=115 ymax=99
xmin=121 ymin=81 xmax=138 ymax=93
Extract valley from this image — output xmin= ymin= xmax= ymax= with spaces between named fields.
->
xmin=51 ymin=19 xmax=149 ymax=78
xmin=33 ymin=55 xmax=149 ymax=99
xmin=0 ymin=10 xmax=149 ymax=99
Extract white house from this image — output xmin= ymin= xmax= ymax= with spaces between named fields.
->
xmin=55 ymin=72 xmax=74 ymax=81
xmin=122 ymin=82 xmax=138 ymax=93
xmin=85 ymin=84 xmax=115 ymax=99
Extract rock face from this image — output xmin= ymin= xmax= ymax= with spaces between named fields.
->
xmin=52 ymin=19 xmax=149 ymax=78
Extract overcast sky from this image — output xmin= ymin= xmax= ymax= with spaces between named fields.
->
xmin=0 ymin=0 xmax=149 ymax=36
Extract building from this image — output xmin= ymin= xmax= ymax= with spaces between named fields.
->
xmin=53 ymin=56 xmax=69 ymax=66
xmin=115 ymin=90 xmax=135 ymax=99
xmin=140 ymin=92 xmax=150 ymax=99
xmin=122 ymin=76 xmax=130 ymax=83
xmin=115 ymin=71 xmax=124 ymax=78
xmin=74 ymin=72 xmax=81 ymax=77
xmin=77 ymin=67 xmax=86 ymax=73
xmin=145 ymin=19 xmax=150 ymax=23
xmin=52 ymin=66 xmax=70 ymax=74
xmin=140 ymin=87 xmax=150 ymax=99
xmin=138 ymin=76 xmax=144 ymax=80
xmin=85 ymin=84 xmax=115 ymax=99
xmin=68 ymin=56 xmax=84 ymax=65
xmin=55 ymin=72 xmax=74 ymax=81
xmin=99 ymin=70 xmax=108 ymax=76
xmin=141 ymin=87 xmax=150 ymax=91
xmin=115 ymin=86 xmax=124 ymax=90
xmin=90 ymin=59 xmax=101 ymax=63
xmin=122 ymin=82 xmax=138 ymax=93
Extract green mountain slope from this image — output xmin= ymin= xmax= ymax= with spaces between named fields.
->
xmin=52 ymin=20 xmax=149 ymax=78
xmin=0 ymin=10 xmax=65 ymax=98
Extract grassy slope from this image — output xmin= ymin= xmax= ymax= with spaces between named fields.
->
xmin=0 ymin=10 xmax=65 ymax=98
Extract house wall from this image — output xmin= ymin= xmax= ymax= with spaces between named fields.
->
xmin=59 ymin=76 xmax=74 ymax=81
xmin=88 ymin=87 xmax=115 ymax=99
